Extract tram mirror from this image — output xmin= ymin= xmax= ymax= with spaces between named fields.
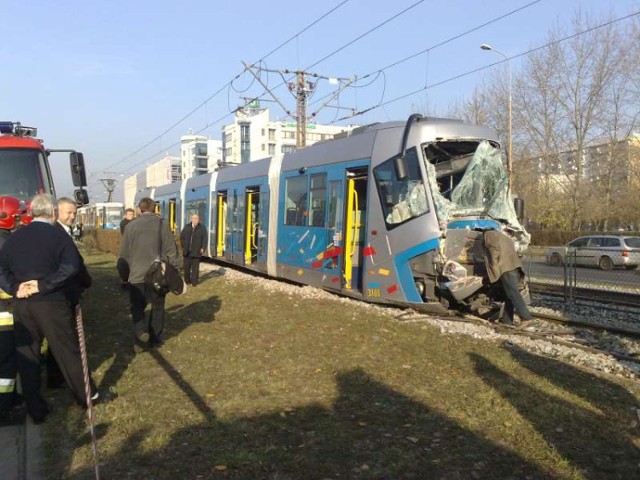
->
xmin=513 ymin=196 xmax=525 ymax=223
xmin=394 ymin=155 xmax=409 ymax=181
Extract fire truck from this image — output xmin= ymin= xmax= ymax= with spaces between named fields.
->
xmin=0 ymin=121 xmax=89 ymax=231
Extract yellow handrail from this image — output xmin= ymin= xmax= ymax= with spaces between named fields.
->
xmin=216 ymin=196 xmax=225 ymax=256
xmin=252 ymin=222 xmax=259 ymax=249
xmin=245 ymin=193 xmax=253 ymax=264
xmin=343 ymin=178 xmax=356 ymax=289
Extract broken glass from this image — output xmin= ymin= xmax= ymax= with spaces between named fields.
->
xmin=423 ymin=140 xmax=530 ymax=250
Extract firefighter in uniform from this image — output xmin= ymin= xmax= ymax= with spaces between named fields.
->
xmin=0 ymin=221 xmax=19 ymax=420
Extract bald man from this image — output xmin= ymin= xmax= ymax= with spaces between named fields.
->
xmin=179 ymin=214 xmax=206 ymax=286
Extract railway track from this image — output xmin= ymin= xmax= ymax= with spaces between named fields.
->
xmin=206 ymin=262 xmax=640 ymax=376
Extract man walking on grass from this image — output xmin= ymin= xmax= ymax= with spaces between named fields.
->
xmin=119 ymin=198 xmax=180 ymax=349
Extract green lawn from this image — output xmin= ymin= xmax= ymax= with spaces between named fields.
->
xmin=40 ymin=252 xmax=640 ymax=479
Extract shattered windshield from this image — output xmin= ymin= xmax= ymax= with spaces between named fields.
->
xmin=422 ymin=140 xmax=529 ymax=247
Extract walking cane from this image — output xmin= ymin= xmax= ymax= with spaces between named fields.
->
xmin=75 ymin=305 xmax=101 ymax=480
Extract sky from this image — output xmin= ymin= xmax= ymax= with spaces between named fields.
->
xmin=2 ymin=0 xmax=638 ymax=201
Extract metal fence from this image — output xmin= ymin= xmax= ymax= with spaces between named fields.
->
xmin=523 ymin=250 xmax=640 ymax=316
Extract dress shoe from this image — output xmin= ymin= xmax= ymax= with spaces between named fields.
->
xmin=89 ymin=391 xmax=118 ymax=407
xmin=136 ymin=332 xmax=150 ymax=343
xmin=29 ymin=406 xmax=50 ymax=425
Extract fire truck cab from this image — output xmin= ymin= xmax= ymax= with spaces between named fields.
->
xmin=0 ymin=121 xmax=89 ymax=230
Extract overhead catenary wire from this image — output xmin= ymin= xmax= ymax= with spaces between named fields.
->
xmin=116 ymin=0 xmax=428 ymax=176
xmin=113 ymin=0 xmax=550 ymax=178
xmin=307 ymin=1 xmax=543 ymax=115
xmin=99 ymin=0 xmax=352 ymax=175
xmin=331 ymin=10 xmax=640 ymax=122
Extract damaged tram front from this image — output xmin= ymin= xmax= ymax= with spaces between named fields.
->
xmin=367 ymin=115 xmax=529 ymax=316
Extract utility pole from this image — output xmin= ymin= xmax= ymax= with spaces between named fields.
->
xmin=242 ymin=62 xmax=356 ymax=148
xmin=295 ymin=71 xmax=308 ymax=148
xmin=99 ymin=178 xmax=117 ymax=202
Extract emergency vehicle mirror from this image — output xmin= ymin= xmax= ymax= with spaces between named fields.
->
xmin=70 ymin=152 xmax=88 ymax=187
xmin=74 ymin=188 xmax=89 ymax=206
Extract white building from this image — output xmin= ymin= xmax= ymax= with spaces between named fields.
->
xmin=180 ymin=133 xmax=223 ymax=179
xmin=123 ymin=171 xmax=147 ymax=210
xmin=221 ymin=108 xmax=356 ymax=164
xmin=146 ymin=155 xmax=181 ymax=188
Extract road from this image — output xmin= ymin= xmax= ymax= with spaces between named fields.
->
xmin=523 ymin=257 xmax=640 ymax=292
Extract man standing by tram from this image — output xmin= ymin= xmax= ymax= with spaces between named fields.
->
xmin=179 ymin=214 xmax=206 ymax=286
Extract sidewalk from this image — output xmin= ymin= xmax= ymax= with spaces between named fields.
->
xmin=0 ymin=407 xmax=44 ymax=480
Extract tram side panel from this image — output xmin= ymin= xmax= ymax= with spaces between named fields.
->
xmin=363 ymin=130 xmax=444 ymax=306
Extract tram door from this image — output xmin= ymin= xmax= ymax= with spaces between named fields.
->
xmin=216 ymin=191 xmax=227 ymax=258
xmin=244 ymin=187 xmax=259 ymax=266
xmin=230 ymin=190 xmax=245 ymax=261
xmin=243 ymin=187 xmax=269 ymax=269
xmin=322 ymin=168 xmax=368 ymax=293
xmin=343 ymin=171 xmax=368 ymax=291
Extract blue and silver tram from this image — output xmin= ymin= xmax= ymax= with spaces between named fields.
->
xmin=77 ymin=202 xmax=124 ymax=230
xmin=140 ymin=115 xmax=529 ymax=314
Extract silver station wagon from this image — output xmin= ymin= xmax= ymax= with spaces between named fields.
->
xmin=546 ymin=235 xmax=640 ymax=270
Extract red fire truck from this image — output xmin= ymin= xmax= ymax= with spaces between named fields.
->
xmin=0 ymin=121 xmax=89 ymax=231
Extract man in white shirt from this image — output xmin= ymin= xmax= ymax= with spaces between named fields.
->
xmin=46 ymin=197 xmax=92 ymax=389
xmin=56 ymin=198 xmax=76 ymax=237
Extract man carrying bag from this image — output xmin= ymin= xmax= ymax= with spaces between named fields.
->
xmin=118 ymin=198 xmax=181 ymax=350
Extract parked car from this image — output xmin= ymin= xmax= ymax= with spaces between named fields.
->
xmin=545 ymin=235 xmax=640 ymax=270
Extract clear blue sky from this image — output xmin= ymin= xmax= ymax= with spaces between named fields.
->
xmin=1 ymin=0 xmax=637 ymax=201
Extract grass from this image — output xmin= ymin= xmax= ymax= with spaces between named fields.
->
xmin=40 ymin=252 xmax=640 ymax=479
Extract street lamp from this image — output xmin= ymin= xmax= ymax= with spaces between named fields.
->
xmin=481 ymin=43 xmax=512 ymax=192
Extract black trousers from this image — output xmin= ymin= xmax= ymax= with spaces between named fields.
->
xmin=46 ymin=302 xmax=79 ymax=389
xmin=129 ymin=283 xmax=166 ymax=342
xmin=499 ymin=269 xmax=533 ymax=324
xmin=183 ymin=256 xmax=201 ymax=285
xmin=0 ymin=302 xmax=17 ymax=413
xmin=13 ymin=300 xmax=94 ymax=416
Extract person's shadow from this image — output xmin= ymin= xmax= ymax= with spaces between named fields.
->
xmin=68 ymin=368 xmax=551 ymax=479
xmin=471 ymin=346 xmax=640 ymax=479
xmin=81 ymin=257 xmax=221 ymax=393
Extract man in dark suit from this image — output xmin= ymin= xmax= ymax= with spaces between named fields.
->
xmin=0 ymin=194 xmax=111 ymax=424
xmin=46 ymin=197 xmax=92 ymax=389
xmin=119 ymin=198 xmax=180 ymax=349
xmin=179 ymin=214 xmax=206 ymax=286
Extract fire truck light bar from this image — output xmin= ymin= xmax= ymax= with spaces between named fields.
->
xmin=0 ymin=122 xmax=37 ymax=137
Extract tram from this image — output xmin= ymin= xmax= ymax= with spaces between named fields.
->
xmin=77 ymin=202 xmax=124 ymax=230
xmin=135 ymin=115 xmax=529 ymax=314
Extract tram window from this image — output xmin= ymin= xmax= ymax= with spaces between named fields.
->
xmin=284 ymin=175 xmax=308 ymax=226
xmin=309 ymin=174 xmax=326 ymax=227
xmin=374 ymin=147 xmax=429 ymax=228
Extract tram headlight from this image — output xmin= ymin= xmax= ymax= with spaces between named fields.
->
xmin=414 ymin=279 xmax=426 ymax=297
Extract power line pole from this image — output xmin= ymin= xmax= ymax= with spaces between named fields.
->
xmin=295 ymin=71 xmax=308 ymax=148
xmin=99 ymin=178 xmax=117 ymax=202
xmin=242 ymin=62 xmax=356 ymax=148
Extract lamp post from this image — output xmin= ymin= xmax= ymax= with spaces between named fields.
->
xmin=481 ymin=43 xmax=512 ymax=192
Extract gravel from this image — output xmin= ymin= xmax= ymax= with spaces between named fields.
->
xmin=205 ymin=264 xmax=640 ymax=381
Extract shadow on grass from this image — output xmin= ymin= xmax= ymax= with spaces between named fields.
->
xmin=471 ymin=348 xmax=639 ymax=479
xmin=69 ymin=369 xmax=550 ymax=480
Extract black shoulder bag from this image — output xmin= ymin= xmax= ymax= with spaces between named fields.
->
xmin=144 ymin=219 xmax=171 ymax=295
